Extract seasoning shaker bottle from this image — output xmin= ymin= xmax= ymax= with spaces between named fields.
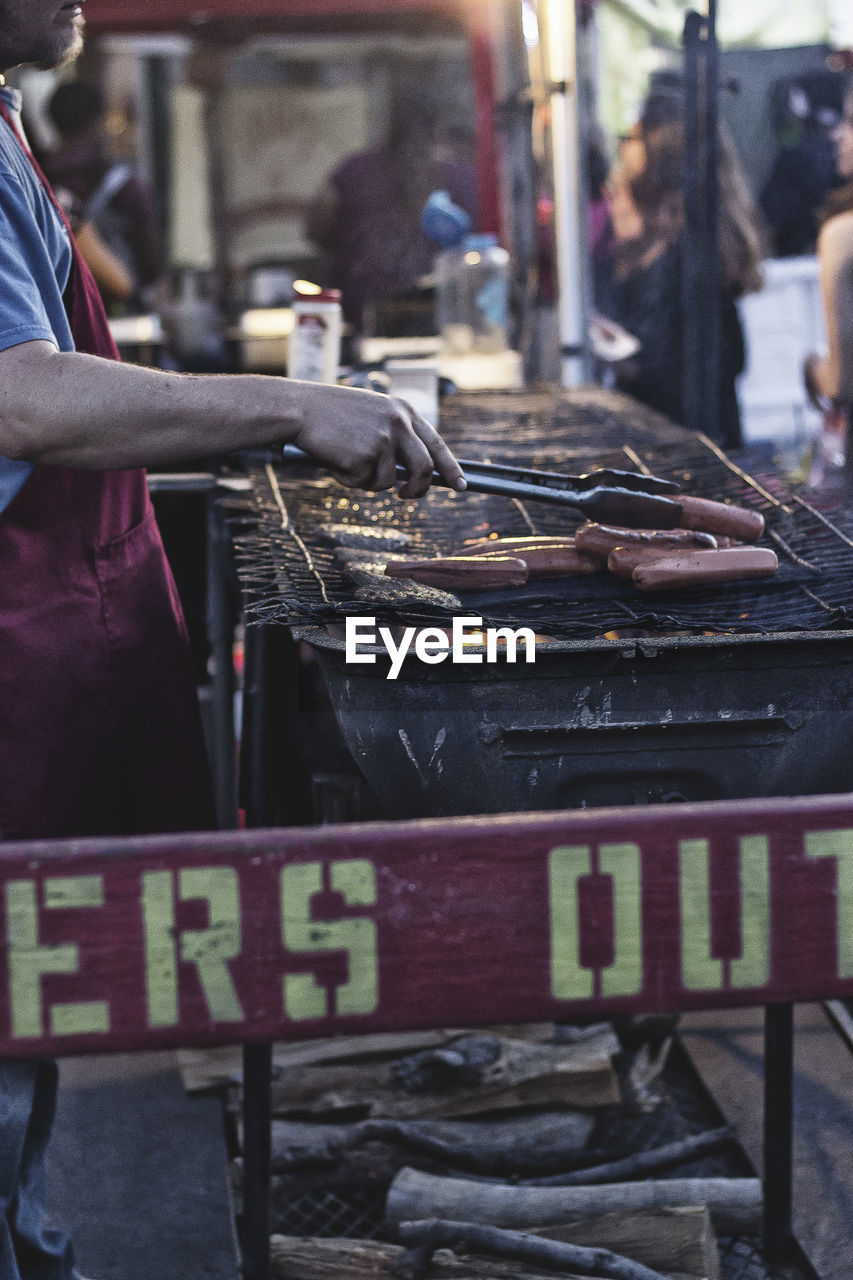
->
xmin=287 ymin=286 xmax=342 ymax=383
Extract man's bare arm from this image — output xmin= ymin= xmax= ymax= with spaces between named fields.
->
xmin=0 ymin=341 xmax=464 ymax=497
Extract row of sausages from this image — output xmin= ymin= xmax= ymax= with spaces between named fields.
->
xmin=384 ymin=498 xmax=778 ymax=593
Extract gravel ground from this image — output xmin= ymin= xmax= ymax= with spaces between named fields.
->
xmin=46 ymin=1051 xmax=239 ymax=1280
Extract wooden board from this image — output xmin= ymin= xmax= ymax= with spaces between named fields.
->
xmin=265 ymin=1030 xmax=620 ymax=1117
xmin=177 ymin=1024 xmax=556 ymax=1093
xmin=1 ymin=793 xmax=853 ymax=1057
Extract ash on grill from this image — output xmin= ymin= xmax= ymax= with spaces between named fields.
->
xmin=232 ymin=389 xmax=853 ymax=639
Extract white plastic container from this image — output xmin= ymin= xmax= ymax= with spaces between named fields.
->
xmin=385 ymin=358 xmax=440 ymax=426
xmin=287 ymin=288 xmax=342 ymax=383
xmin=435 ymin=234 xmax=510 ymax=355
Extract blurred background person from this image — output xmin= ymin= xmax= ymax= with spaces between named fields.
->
xmin=595 ymin=118 xmax=765 ymax=449
xmin=760 ymin=70 xmax=846 ymax=259
xmin=308 ymin=87 xmax=478 ymax=333
xmin=42 ymin=79 xmax=166 ymax=312
xmin=804 ymin=79 xmax=853 ymax=473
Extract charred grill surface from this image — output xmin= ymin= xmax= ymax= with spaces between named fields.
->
xmin=232 ymin=389 xmax=853 ymax=640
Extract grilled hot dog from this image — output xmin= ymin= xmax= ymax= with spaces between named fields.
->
xmin=676 ymin=496 xmax=765 ymax=542
xmin=453 ymin=536 xmax=601 ymax=576
xmin=576 ymin=522 xmax=717 ymax=560
xmin=632 ymin=547 xmax=778 ymax=591
xmin=385 ymin=556 xmax=529 ymax=590
xmin=607 ymin=545 xmax=682 ymax=580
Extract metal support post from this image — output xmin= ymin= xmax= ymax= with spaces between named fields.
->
xmin=763 ymin=1002 xmax=794 ymax=1263
xmin=206 ymin=490 xmax=238 ymax=830
xmin=241 ymin=1041 xmax=273 ymax=1280
xmin=682 ymin=5 xmax=721 ymax=440
xmin=702 ymin=0 xmax=721 ymax=439
xmin=240 ymin=623 xmax=274 ymax=1280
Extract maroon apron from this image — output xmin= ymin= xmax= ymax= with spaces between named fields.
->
xmin=0 ymin=103 xmax=216 ymax=840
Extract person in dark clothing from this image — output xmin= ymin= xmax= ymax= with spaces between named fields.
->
xmin=42 ymin=80 xmax=165 ymax=306
xmin=309 ymin=91 xmax=478 ymax=330
xmin=759 ymin=71 xmax=845 ymax=258
xmin=597 ymin=124 xmax=764 ymax=448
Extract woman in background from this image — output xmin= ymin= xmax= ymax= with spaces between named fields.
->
xmin=805 ymin=81 xmax=853 ymax=449
xmin=597 ymin=120 xmax=764 ymax=448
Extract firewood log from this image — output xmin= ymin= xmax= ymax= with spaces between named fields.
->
xmin=386 ymin=1166 xmax=762 ymax=1236
xmin=395 ymin=1220 xmax=669 ymax=1280
xmin=268 ymin=1032 xmax=620 ymax=1119
xmin=268 ymin=1235 xmax=585 ymax=1279
xmin=534 ymin=1206 xmax=720 ymax=1280
xmin=270 ymin=1110 xmax=595 ymax=1176
xmin=269 ymin=1207 xmax=718 ymax=1280
xmin=522 ymin=1126 xmax=733 ymax=1186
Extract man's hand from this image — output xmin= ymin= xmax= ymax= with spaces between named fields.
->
xmin=291 ymin=382 xmax=466 ymax=498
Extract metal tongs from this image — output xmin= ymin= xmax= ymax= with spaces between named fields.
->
xmin=282 ymin=444 xmax=683 ymax=528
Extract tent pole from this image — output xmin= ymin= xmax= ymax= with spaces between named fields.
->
xmin=545 ymin=0 xmax=587 ymax=387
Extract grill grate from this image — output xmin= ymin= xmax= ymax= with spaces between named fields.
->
xmin=232 ymin=389 xmax=853 ymax=642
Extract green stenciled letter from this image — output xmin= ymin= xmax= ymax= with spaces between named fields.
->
xmin=6 ymin=877 xmax=109 ymax=1039
xmin=804 ymin=828 xmax=853 ymax=978
xmin=179 ymin=867 xmax=244 ymax=1023
xmin=680 ymin=836 xmax=771 ymax=992
xmin=730 ymin=836 xmax=770 ymax=989
xmin=281 ymin=859 xmax=379 ymax=1021
xmin=549 ymin=846 xmax=594 ymax=1000
xmin=598 ymin=843 xmax=643 ymax=997
xmin=141 ymin=870 xmax=178 ymax=1027
xmin=142 ymin=867 xmax=245 ymax=1027
xmin=679 ymin=839 xmax=724 ymax=991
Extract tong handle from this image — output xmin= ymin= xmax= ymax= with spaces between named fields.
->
xmin=281 ymin=444 xmax=683 ymax=527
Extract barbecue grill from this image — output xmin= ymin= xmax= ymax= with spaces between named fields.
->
xmin=232 ymin=387 xmax=853 ymax=818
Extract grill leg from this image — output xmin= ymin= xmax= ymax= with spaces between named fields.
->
xmin=240 ymin=627 xmax=273 ymax=1280
xmin=763 ymin=1002 xmax=794 ymax=1263
xmin=241 ymin=1042 xmax=272 ymax=1280
xmin=206 ymin=490 xmax=238 ymax=829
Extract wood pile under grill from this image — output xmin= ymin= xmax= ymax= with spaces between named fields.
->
xmin=179 ymin=1022 xmax=777 ymax=1280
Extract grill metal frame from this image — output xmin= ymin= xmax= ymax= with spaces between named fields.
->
xmin=230 ymin=386 xmax=853 ymax=817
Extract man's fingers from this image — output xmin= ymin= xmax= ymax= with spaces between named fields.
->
xmin=370 ymin=452 xmax=399 ymax=492
xmin=395 ymin=433 xmax=436 ymax=498
xmin=408 ymin=411 xmax=466 ymax=492
xmin=388 ymin=398 xmax=466 ymax=496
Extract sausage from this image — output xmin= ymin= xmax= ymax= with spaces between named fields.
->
xmin=459 ymin=536 xmax=581 ymax=554
xmin=576 ymin=522 xmax=717 ymax=560
xmin=676 ymin=496 xmax=765 ymax=542
xmin=632 ymin=547 xmax=778 ymax=591
xmin=385 ymin=555 xmax=529 ymax=590
xmin=607 ymin=545 xmax=683 ymax=580
xmin=452 ymin=537 xmax=601 ymax=576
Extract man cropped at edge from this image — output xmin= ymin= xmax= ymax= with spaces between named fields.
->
xmin=0 ymin=3 xmax=465 ymax=1278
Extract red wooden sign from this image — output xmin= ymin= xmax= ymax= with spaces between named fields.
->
xmin=0 ymin=794 xmax=851 ymax=1058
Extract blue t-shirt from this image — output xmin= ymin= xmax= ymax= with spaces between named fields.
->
xmin=0 ymin=88 xmax=73 ymax=511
